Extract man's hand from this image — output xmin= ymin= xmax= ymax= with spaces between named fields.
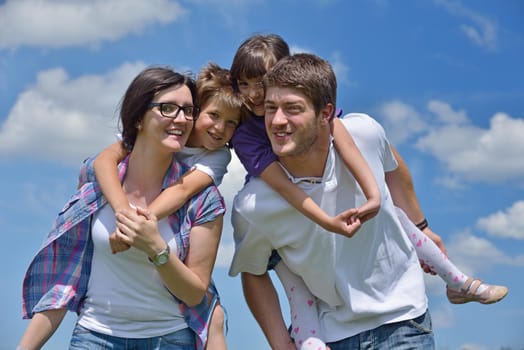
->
xmin=419 ymin=226 xmax=447 ymax=275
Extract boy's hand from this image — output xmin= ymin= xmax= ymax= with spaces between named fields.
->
xmin=109 ymin=207 xmax=134 ymax=254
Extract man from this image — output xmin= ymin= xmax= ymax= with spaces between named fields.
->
xmin=229 ymin=53 xmax=435 ymax=349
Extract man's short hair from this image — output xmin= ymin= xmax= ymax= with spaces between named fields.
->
xmin=263 ymin=53 xmax=337 ymax=116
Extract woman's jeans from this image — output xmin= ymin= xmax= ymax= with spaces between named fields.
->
xmin=327 ymin=310 xmax=435 ymax=350
xmin=69 ymin=323 xmax=196 ymax=350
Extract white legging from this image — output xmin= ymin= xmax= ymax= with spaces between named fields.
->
xmin=275 ymin=206 xmax=468 ymax=350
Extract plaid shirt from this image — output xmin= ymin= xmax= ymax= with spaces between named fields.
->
xmin=22 ymin=155 xmax=226 ymax=349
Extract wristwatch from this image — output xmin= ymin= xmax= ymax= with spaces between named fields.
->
xmin=148 ymin=244 xmax=171 ymax=266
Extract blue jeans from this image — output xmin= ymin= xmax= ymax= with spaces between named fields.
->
xmin=327 ymin=310 xmax=435 ymax=350
xmin=69 ymin=323 xmax=196 ymax=350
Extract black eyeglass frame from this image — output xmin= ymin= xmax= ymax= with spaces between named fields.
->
xmin=148 ymin=102 xmax=199 ymax=121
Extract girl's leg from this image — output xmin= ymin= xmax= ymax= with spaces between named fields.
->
xmin=396 ymin=207 xmax=508 ymax=304
xmin=274 ymin=261 xmax=327 ymax=350
xmin=395 ymin=207 xmax=467 ymax=290
xmin=205 ymin=304 xmax=227 ymax=350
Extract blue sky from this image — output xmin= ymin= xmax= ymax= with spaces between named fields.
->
xmin=1 ymin=0 xmax=523 ymax=349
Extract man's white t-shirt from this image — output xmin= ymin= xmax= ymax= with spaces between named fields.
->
xmin=229 ymin=113 xmax=428 ymax=342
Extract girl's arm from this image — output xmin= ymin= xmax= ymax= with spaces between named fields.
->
xmin=18 ymin=309 xmax=67 ymax=350
xmin=260 ymin=162 xmax=361 ymax=237
xmin=331 ymin=117 xmax=381 ymax=223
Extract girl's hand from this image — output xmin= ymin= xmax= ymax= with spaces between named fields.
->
xmin=326 ymin=208 xmax=362 ymax=238
xmin=356 ymin=198 xmax=381 ymax=224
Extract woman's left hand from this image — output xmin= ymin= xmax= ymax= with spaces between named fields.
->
xmin=115 ymin=206 xmax=165 ymax=257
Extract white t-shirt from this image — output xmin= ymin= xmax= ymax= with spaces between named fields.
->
xmin=176 ymin=146 xmax=231 ymax=186
xmin=78 ymin=204 xmax=187 ymax=338
xmin=229 ymin=113 xmax=427 ymax=342
xmin=116 ymin=134 xmax=231 ymax=186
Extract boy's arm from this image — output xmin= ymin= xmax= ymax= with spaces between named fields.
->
xmin=331 ymin=118 xmax=381 ymax=223
xmin=260 ymin=162 xmax=361 ymax=237
xmin=93 ymin=141 xmax=130 ymax=213
xmin=18 ymin=309 xmax=67 ymax=350
xmin=149 ymin=168 xmax=213 ymax=220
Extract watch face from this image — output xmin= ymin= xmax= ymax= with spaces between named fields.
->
xmin=156 ymin=253 xmax=169 ymax=265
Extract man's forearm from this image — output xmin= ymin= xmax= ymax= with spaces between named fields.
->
xmin=386 ymin=146 xmax=425 ymax=223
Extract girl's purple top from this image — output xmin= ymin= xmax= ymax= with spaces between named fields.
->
xmin=231 ymin=114 xmax=277 ymax=181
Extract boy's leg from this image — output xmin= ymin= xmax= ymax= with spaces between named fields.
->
xmin=205 ymin=304 xmax=227 ymax=350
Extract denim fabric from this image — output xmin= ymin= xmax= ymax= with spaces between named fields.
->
xmin=69 ymin=323 xmax=196 ymax=350
xmin=327 ymin=310 xmax=435 ymax=350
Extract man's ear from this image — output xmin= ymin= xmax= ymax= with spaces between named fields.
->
xmin=320 ymin=103 xmax=335 ymax=124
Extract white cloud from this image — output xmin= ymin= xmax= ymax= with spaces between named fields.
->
xmin=458 ymin=344 xmax=488 ymax=350
xmin=427 ymin=100 xmax=469 ymax=125
xmin=476 ymin=201 xmax=524 ymax=240
xmin=446 ymin=231 xmax=524 ymax=276
xmin=0 ymin=61 xmax=146 ymax=165
xmin=417 ymin=108 xmax=524 ymax=183
xmin=216 ymin=241 xmax=235 ymax=268
xmin=430 ymin=302 xmax=455 ymax=329
xmin=329 ymin=51 xmax=350 ymax=86
xmin=377 ymin=100 xmax=427 ymax=144
xmin=433 ymin=0 xmax=498 ymax=51
xmin=0 ymin=0 xmax=185 ymax=49
xmin=289 ymin=45 xmax=311 ymax=55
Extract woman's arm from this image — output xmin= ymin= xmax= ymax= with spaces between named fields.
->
xmin=115 ymin=207 xmax=223 ymax=306
xmin=18 ymin=309 xmax=67 ymax=350
xmin=260 ymin=162 xmax=361 ymax=237
xmin=331 ymin=117 xmax=381 ymax=223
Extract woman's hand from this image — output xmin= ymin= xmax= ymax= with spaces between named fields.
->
xmin=115 ymin=206 xmax=165 ymax=258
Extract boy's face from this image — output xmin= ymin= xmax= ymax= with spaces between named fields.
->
xmin=264 ymin=85 xmax=321 ymax=158
xmin=237 ymin=76 xmax=265 ymax=115
xmin=190 ymin=100 xmax=240 ymax=151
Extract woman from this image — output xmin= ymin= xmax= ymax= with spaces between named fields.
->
xmin=19 ymin=66 xmax=225 ymax=350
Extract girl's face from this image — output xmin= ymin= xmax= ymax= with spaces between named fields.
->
xmin=140 ymin=85 xmax=194 ymax=153
xmin=188 ymin=99 xmax=240 ymax=150
xmin=237 ymin=75 xmax=265 ymax=116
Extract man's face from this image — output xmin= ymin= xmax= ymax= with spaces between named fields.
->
xmin=264 ymin=86 xmax=320 ymax=158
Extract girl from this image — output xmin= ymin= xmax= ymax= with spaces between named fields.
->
xmin=19 ymin=66 xmax=225 ymax=350
xmin=92 ymin=62 xmax=247 ymax=350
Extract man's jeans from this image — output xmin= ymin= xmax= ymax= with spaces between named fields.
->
xmin=327 ymin=310 xmax=435 ymax=350
xmin=69 ymin=323 xmax=196 ymax=350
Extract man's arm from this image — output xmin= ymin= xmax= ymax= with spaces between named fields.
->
xmin=385 ymin=146 xmax=447 ymax=259
xmin=241 ymin=272 xmax=296 ymax=350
